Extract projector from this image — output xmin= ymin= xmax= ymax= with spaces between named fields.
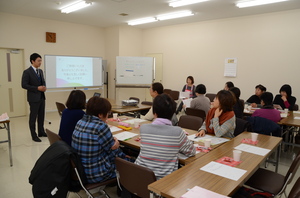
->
xmin=122 ymin=100 xmax=139 ymax=106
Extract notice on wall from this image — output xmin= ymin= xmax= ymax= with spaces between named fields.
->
xmin=224 ymin=58 xmax=237 ymax=77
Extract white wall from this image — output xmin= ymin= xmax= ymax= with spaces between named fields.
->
xmin=0 ymin=12 xmax=106 ymax=112
xmin=142 ymin=9 xmax=300 ymax=102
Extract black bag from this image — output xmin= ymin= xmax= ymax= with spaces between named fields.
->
xmin=29 ymin=141 xmax=85 ymax=198
xmin=232 ymin=187 xmax=274 ymax=198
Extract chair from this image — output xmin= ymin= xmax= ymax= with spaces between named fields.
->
xmin=129 ymin=97 xmax=140 ymax=104
xmin=55 ymin=102 xmax=66 ymax=117
xmin=185 ymin=108 xmax=206 ymax=120
xmin=205 ymin=93 xmax=216 ymax=102
xmin=163 ymin=89 xmax=172 ymax=95
xmin=70 ymin=159 xmax=116 ymax=198
xmin=245 ymin=150 xmax=300 ymax=197
xmin=293 ymin=104 xmax=299 ymax=111
xmin=115 ymin=157 xmax=156 ymax=198
xmin=169 ymin=90 xmax=180 ymax=100
xmin=178 ymin=115 xmax=203 ymax=131
xmin=234 ymin=118 xmax=252 ymax=136
xmin=45 ymin=129 xmax=62 ymax=145
xmin=246 ymin=116 xmax=281 ymax=137
xmin=141 ymin=101 xmax=153 ymax=106
xmin=288 ymin=176 xmax=300 ymax=198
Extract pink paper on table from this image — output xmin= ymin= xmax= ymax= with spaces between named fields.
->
xmin=181 ymin=186 xmax=229 ymax=198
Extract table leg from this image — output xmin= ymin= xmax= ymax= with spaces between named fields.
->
xmin=6 ymin=122 xmax=13 ymax=167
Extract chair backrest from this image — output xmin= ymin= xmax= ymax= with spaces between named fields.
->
xmin=129 ymin=97 xmax=140 ymax=104
xmin=169 ymin=90 xmax=180 ymax=100
xmin=45 ymin=129 xmax=62 ymax=145
xmin=284 ymin=150 xmax=300 ymax=189
xmin=234 ymin=118 xmax=252 ymax=136
xmin=205 ymin=93 xmax=216 ymax=102
xmin=185 ymin=108 xmax=206 ymax=120
xmin=293 ymin=104 xmax=299 ymax=111
xmin=141 ymin=101 xmax=153 ymax=106
xmin=288 ymin=177 xmax=300 ymax=198
xmin=163 ymin=89 xmax=172 ymax=95
xmin=115 ymin=157 xmax=156 ymax=198
xmin=55 ymin=102 xmax=66 ymax=117
xmin=178 ymin=115 xmax=203 ymax=131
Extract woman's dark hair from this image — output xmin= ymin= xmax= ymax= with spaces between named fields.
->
xmin=225 ymin=81 xmax=234 ymax=89
xmin=86 ymin=96 xmax=111 ymax=117
xmin=152 ymin=93 xmax=176 ymax=120
xmin=255 ymin=84 xmax=267 ymax=92
xmin=195 ymin=84 xmax=206 ymax=94
xmin=186 ymin=76 xmax=194 ymax=84
xmin=152 ymin=82 xmax=164 ymax=94
xmin=230 ymin=87 xmax=243 ymax=110
xmin=65 ymin=90 xmax=86 ymax=110
xmin=260 ymin=92 xmax=273 ymax=106
xmin=216 ymin=90 xmax=235 ymax=113
xmin=280 ymin=84 xmax=292 ymax=97
xmin=30 ymin=53 xmax=42 ymax=64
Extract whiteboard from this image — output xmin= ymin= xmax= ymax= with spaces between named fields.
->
xmin=116 ymin=56 xmax=154 ymax=86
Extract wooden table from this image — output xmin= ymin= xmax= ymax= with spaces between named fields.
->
xmin=148 ymin=132 xmax=282 ymax=198
xmin=0 ymin=119 xmax=13 ymax=166
xmin=278 ymin=111 xmax=300 ymax=148
xmin=107 ymin=116 xmax=222 ymax=165
xmin=107 ymin=99 xmax=151 ymax=114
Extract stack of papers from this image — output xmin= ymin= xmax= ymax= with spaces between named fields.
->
xmin=109 ymin=125 xmax=123 ymax=133
xmin=122 ymin=118 xmax=147 ymax=124
xmin=234 ymin=143 xmax=270 ymax=156
xmin=188 ymin=134 xmax=229 ymax=145
xmin=182 ymin=98 xmax=193 ymax=108
xmin=113 ymin=131 xmax=138 ymax=141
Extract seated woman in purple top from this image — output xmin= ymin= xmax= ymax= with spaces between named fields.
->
xmin=252 ymin=92 xmax=281 ymax=123
xmin=58 ymin=90 xmax=86 ymax=146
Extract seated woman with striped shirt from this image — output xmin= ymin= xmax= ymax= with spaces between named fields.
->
xmin=196 ymin=90 xmax=236 ymax=139
xmin=135 ymin=94 xmax=196 ymax=180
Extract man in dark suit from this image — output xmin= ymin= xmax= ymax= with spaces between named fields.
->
xmin=22 ymin=53 xmax=47 ymax=142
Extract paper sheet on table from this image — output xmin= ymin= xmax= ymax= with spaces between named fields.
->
xmin=182 ymin=98 xmax=193 ymax=108
xmin=294 ymin=117 xmax=300 ymax=120
xmin=293 ymin=111 xmax=300 ymax=114
xmin=180 ymin=92 xmax=190 ymax=99
xmin=113 ymin=132 xmax=138 ymax=141
xmin=122 ymin=118 xmax=147 ymax=124
xmin=200 ymin=161 xmax=247 ymax=181
xmin=280 ymin=113 xmax=288 ymax=118
xmin=109 ymin=126 xmax=123 ymax=133
xmin=180 ymin=186 xmax=230 ymax=198
xmin=179 ymin=144 xmax=200 ymax=160
xmin=234 ymin=143 xmax=270 ymax=156
xmin=188 ymin=134 xmax=229 ymax=145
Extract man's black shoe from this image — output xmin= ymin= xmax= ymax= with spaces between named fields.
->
xmin=38 ymin=133 xmax=47 ymax=137
xmin=32 ymin=137 xmax=42 ymax=142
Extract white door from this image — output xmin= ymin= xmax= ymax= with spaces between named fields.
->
xmin=0 ymin=48 xmax=26 ymax=117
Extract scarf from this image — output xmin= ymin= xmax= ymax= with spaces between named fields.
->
xmin=205 ymin=108 xmax=234 ymax=134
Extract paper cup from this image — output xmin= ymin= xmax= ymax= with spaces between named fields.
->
xmin=134 ymin=120 xmax=139 ymax=128
xmin=251 ymin=133 xmax=258 ymax=142
xmin=204 ymin=139 xmax=211 ymax=148
xmin=113 ymin=113 xmax=118 ymax=120
xmin=247 ymin=105 xmax=252 ymax=111
xmin=233 ymin=150 xmax=242 ymax=161
xmin=284 ymin=108 xmax=288 ymax=114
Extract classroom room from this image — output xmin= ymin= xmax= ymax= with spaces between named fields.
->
xmin=1 ymin=0 xmax=300 ymax=197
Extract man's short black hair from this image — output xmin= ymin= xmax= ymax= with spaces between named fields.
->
xmin=152 ymin=82 xmax=164 ymax=94
xmin=30 ymin=53 xmax=42 ymax=64
xmin=195 ymin=84 xmax=206 ymax=94
xmin=255 ymin=84 xmax=267 ymax=92
xmin=260 ymin=92 xmax=273 ymax=106
xmin=152 ymin=93 xmax=176 ymax=120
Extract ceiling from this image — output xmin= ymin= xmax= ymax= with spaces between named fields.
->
xmin=1 ymin=0 xmax=300 ymax=29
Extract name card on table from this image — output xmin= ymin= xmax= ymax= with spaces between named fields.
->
xmin=113 ymin=132 xmax=138 ymax=141
xmin=181 ymin=186 xmax=229 ymax=198
xmin=234 ymin=143 xmax=270 ymax=156
xmin=200 ymin=161 xmax=247 ymax=181
xmin=188 ymin=134 xmax=229 ymax=145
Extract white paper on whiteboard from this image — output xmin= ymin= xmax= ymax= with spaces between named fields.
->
xmin=224 ymin=58 xmax=237 ymax=77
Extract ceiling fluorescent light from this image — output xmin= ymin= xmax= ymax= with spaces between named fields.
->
xmin=128 ymin=17 xmax=157 ymax=26
xmin=157 ymin=11 xmax=194 ymax=21
xmin=236 ymin=0 xmax=289 ymax=8
xmin=61 ymin=1 xmax=92 ymax=14
xmin=169 ymin=0 xmax=209 ymax=7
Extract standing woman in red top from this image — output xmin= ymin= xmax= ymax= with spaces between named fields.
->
xmin=273 ymin=84 xmax=296 ymax=111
